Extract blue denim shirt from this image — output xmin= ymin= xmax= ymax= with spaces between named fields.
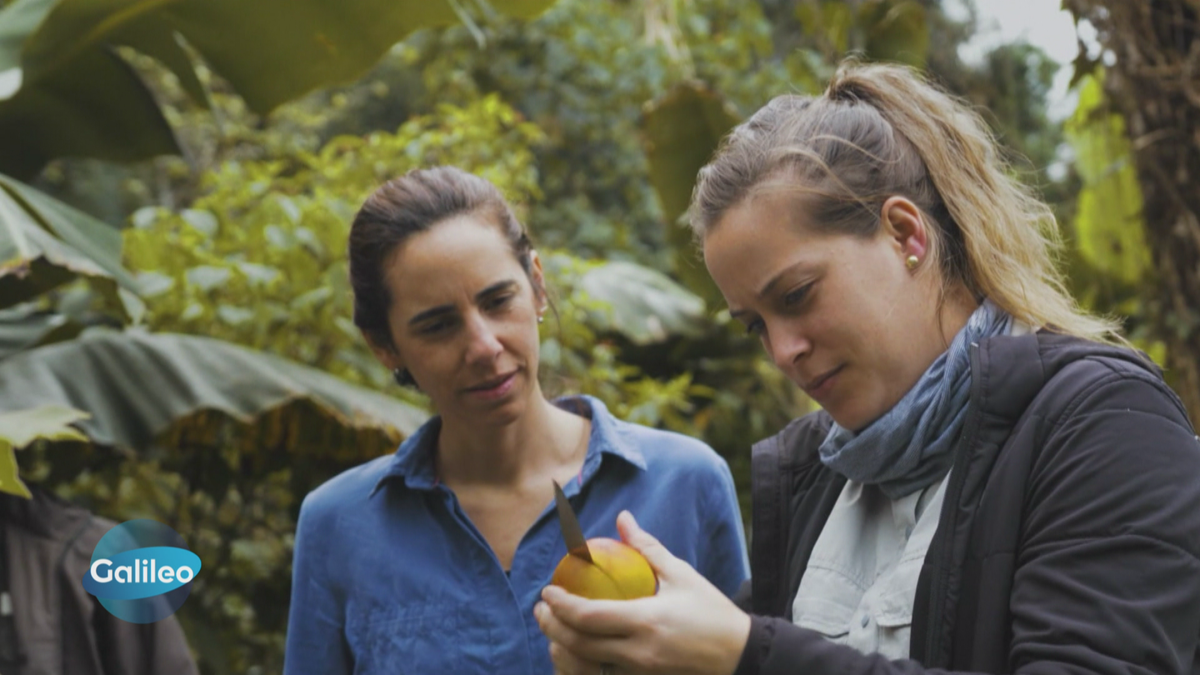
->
xmin=284 ymin=395 xmax=749 ymax=675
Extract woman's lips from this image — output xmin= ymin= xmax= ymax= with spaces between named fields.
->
xmin=803 ymin=364 xmax=844 ymax=398
xmin=466 ymin=371 xmax=517 ymax=399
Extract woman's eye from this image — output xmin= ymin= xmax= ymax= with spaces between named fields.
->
xmin=484 ymin=294 xmax=513 ymax=311
xmin=420 ymin=320 xmax=452 ymax=335
xmin=784 ymin=284 xmax=812 ymax=306
xmin=745 ymin=318 xmax=765 ymax=336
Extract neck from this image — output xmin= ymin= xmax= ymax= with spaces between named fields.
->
xmin=937 ymin=283 xmax=980 ymax=348
xmin=435 ymin=392 xmax=589 ymax=488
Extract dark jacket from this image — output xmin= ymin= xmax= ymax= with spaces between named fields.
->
xmin=0 ymin=485 xmax=198 ymax=675
xmin=733 ymin=332 xmax=1200 ymax=675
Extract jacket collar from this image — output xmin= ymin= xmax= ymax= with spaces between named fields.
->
xmin=0 ymin=484 xmax=90 ymax=541
xmin=754 ymin=331 xmax=1159 ymax=467
xmin=370 ymin=394 xmax=646 ymax=496
xmin=973 ymin=331 xmax=1159 ymax=424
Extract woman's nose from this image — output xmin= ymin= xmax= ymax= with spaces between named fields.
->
xmin=463 ymin=314 xmax=503 ymax=363
xmin=768 ymin=320 xmax=811 ymax=371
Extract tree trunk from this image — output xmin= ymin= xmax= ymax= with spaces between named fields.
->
xmin=1065 ymin=0 xmax=1200 ymax=425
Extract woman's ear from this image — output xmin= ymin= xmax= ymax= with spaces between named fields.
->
xmin=880 ymin=196 xmax=928 ymax=261
xmin=529 ymin=250 xmax=548 ymax=312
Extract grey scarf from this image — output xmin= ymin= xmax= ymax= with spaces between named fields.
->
xmin=818 ymin=300 xmax=1012 ymax=498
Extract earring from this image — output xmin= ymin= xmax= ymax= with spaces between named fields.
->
xmin=393 ymin=368 xmax=416 ymax=388
xmin=906 ymin=255 xmax=920 ymax=270
xmin=538 ymin=315 xmax=544 ymax=324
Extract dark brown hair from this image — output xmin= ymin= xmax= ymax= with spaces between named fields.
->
xmin=348 ymin=166 xmax=537 ymax=353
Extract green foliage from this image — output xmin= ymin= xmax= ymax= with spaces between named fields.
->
xmin=404 ymin=0 xmax=819 ymax=266
xmin=124 ymin=95 xmax=544 ymax=390
xmin=796 ymin=0 xmax=930 ymax=66
xmin=536 ymin=251 xmax=717 ymax=429
xmin=1061 ymin=72 xmax=1163 ymax=360
xmin=0 ymin=330 xmax=428 ymax=460
xmin=0 ymin=0 xmax=178 ymax=179
xmin=575 ymin=260 xmax=707 ymax=345
xmin=0 ymin=173 xmax=141 ymax=311
xmin=641 ymin=81 xmax=740 ymax=305
xmin=0 ymin=0 xmax=558 ymax=178
xmin=0 ymin=404 xmax=88 ymax=497
xmin=1065 ymin=75 xmax=1151 ymax=285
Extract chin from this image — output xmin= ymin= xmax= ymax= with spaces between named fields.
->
xmin=486 ymin=398 xmax=527 ymax=426
xmin=833 ymin=404 xmax=887 ymax=433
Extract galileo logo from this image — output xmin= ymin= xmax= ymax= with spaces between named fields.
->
xmin=81 ymin=519 xmax=201 ymax=624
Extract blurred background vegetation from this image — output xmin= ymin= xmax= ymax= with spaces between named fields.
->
xmin=1 ymin=0 xmax=1195 ymax=672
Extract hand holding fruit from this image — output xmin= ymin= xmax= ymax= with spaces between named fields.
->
xmin=535 ymin=511 xmax=752 ymax=675
xmin=551 ymin=536 xmax=657 ymax=600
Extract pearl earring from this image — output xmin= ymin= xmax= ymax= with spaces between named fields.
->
xmin=906 ymin=255 xmax=920 ymax=270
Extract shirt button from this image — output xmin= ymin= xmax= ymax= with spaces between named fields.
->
xmin=861 ymin=615 xmax=870 ymax=628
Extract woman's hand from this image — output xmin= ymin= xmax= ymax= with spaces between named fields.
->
xmin=534 ymin=511 xmax=751 ymax=675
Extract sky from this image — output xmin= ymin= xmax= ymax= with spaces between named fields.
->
xmin=949 ymin=0 xmax=1088 ymax=120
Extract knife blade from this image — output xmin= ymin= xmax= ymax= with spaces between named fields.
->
xmin=552 ymin=479 xmax=593 ymax=563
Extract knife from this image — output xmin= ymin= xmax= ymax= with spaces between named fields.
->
xmin=552 ymin=479 xmax=593 ymax=563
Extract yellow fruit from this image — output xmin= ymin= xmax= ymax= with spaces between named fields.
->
xmin=550 ymin=537 xmax=657 ymax=600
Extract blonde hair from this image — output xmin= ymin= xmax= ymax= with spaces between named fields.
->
xmin=690 ymin=61 xmax=1121 ymax=343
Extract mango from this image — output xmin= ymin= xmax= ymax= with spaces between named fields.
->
xmin=550 ymin=537 xmax=657 ymax=600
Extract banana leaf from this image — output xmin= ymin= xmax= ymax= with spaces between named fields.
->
xmin=0 ymin=328 xmax=429 ymax=461
xmin=0 ymin=0 xmax=559 ymax=177
xmin=0 ymin=172 xmax=141 ymax=310
xmin=0 ymin=303 xmax=76 ymax=359
xmin=0 ymin=404 xmax=88 ymax=497
xmin=578 ymin=260 xmax=707 ymax=345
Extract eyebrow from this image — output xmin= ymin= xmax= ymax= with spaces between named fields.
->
xmin=728 ymin=261 xmax=812 ymax=321
xmin=407 ymin=279 xmax=520 ymax=326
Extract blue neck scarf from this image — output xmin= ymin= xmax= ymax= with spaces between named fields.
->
xmin=818 ymin=299 xmax=1012 ymax=499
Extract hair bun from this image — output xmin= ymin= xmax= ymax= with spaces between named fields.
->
xmin=826 ymin=68 xmax=870 ymax=104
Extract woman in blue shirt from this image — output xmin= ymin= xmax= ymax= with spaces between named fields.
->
xmin=283 ymin=166 xmax=749 ymax=674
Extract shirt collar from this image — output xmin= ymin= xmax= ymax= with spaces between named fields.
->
xmin=370 ymin=394 xmax=647 ymax=497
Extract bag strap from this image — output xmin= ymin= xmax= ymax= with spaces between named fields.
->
xmin=0 ymin=522 xmax=26 ymax=671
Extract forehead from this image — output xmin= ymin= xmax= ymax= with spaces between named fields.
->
xmin=703 ymin=192 xmax=818 ymax=262
xmin=384 ymin=214 xmax=524 ymax=305
xmin=702 ymin=191 xmax=869 ymax=301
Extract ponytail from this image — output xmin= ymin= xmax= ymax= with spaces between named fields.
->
xmin=691 ymin=60 xmax=1121 ymax=343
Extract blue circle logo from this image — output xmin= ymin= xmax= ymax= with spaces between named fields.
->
xmin=81 ymin=519 xmax=201 ymax=624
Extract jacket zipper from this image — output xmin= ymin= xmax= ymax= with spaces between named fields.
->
xmin=923 ymin=341 xmax=987 ymax=665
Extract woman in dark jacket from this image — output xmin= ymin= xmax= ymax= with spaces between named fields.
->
xmin=535 ymin=61 xmax=1200 ymax=675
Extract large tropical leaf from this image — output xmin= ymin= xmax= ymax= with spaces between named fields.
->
xmin=0 ymin=172 xmax=141 ymax=309
xmin=0 ymin=0 xmax=559 ymax=177
xmin=0 ymin=404 xmax=88 ymax=498
xmin=578 ymin=261 xmax=707 ymax=345
xmin=0 ymin=329 xmax=429 ymax=461
xmin=641 ymin=80 xmax=740 ymax=307
xmin=0 ymin=303 xmax=77 ymax=359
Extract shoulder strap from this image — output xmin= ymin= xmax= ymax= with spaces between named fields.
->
xmin=750 ymin=434 xmax=785 ymax=616
xmin=0 ymin=523 xmax=26 ymax=671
